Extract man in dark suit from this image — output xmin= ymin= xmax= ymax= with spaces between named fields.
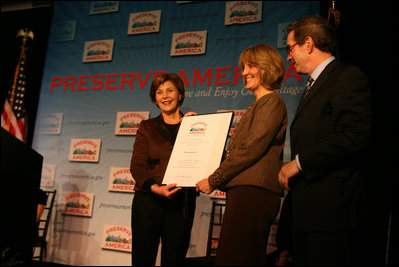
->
xmin=278 ymin=15 xmax=372 ymax=266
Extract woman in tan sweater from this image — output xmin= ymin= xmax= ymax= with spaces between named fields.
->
xmin=196 ymin=44 xmax=287 ymax=266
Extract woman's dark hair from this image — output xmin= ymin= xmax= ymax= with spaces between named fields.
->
xmin=149 ymin=73 xmax=185 ymax=106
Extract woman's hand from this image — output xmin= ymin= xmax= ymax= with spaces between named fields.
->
xmin=180 ymin=111 xmax=198 ymax=122
xmin=196 ymin=178 xmax=212 ymax=194
xmin=151 ymin=183 xmax=181 ymax=199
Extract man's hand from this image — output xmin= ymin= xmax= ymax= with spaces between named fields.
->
xmin=151 ymin=183 xmax=181 ymax=199
xmin=196 ymin=178 xmax=212 ymax=194
xmin=278 ymin=160 xmax=300 ymax=190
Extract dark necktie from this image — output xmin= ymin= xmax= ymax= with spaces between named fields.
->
xmin=303 ymin=77 xmax=314 ymax=98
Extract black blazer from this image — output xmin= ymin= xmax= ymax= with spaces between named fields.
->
xmin=130 ymin=114 xmax=180 ymax=191
xmin=289 ymin=59 xmax=373 ymax=232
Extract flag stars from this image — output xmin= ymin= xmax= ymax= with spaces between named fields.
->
xmin=1 ymin=43 xmax=28 ymax=142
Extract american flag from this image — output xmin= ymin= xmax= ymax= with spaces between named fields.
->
xmin=1 ymin=45 xmax=27 ymax=143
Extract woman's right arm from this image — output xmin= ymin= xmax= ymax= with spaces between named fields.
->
xmin=130 ymin=122 xmax=155 ymax=191
xmin=208 ymin=97 xmax=287 ymax=190
xmin=130 ymin=121 xmax=182 ymax=197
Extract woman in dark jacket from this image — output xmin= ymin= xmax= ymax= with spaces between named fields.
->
xmin=130 ymin=73 xmax=197 ymax=266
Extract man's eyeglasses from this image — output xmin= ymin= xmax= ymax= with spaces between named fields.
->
xmin=285 ymin=43 xmax=298 ymax=54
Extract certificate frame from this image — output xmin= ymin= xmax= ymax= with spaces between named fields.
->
xmin=162 ymin=112 xmax=234 ymax=187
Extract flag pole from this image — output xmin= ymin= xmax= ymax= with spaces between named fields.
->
xmin=328 ymin=1 xmax=341 ymax=29
xmin=4 ymin=28 xmax=34 ymax=131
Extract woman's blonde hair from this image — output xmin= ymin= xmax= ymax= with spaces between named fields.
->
xmin=239 ymin=44 xmax=285 ymax=90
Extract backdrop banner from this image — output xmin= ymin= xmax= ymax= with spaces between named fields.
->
xmin=32 ymin=1 xmax=319 ymax=265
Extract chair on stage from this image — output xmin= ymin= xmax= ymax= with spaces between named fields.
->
xmin=206 ymin=198 xmax=226 ymax=257
xmin=32 ymin=190 xmax=56 ymax=262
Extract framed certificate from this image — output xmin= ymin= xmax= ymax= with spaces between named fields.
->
xmin=162 ymin=112 xmax=233 ymax=187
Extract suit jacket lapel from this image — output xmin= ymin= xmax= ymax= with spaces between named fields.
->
xmin=292 ymin=60 xmax=340 ymax=123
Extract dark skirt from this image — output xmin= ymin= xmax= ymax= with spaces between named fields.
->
xmin=131 ymin=189 xmax=197 ymax=266
xmin=215 ymin=186 xmax=281 ymax=266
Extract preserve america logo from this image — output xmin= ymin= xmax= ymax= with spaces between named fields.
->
xmin=102 ymin=224 xmax=132 ymax=252
xmin=127 ymin=10 xmax=161 ymax=35
xmin=189 ymin=121 xmax=207 ymax=135
xmin=82 ymin=39 xmax=114 ymax=63
xmin=89 ymin=1 xmax=119 ymax=15
xmin=108 ymin=167 xmax=135 ymax=193
xmin=40 ymin=163 xmax=56 ymax=187
xmin=170 ymin=30 xmax=207 ymax=56
xmin=39 ymin=113 xmax=63 ymax=134
xmin=62 ymin=191 xmax=95 ymax=217
xmin=210 ymin=189 xmax=227 ymax=199
xmin=114 ymin=111 xmax=149 ymax=135
xmin=225 ymin=1 xmax=262 ymax=25
xmin=69 ymin=138 xmax=101 ymax=162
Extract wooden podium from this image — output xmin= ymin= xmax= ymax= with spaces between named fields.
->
xmin=0 ymin=128 xmax=43 ymax=264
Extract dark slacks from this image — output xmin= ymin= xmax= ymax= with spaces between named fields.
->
xmin=215 ymin=186 xmax=281 ymax=266
xmin=292 ymin=229 xmax=366 ymax=266
xmin=131 ymin=190 xmax=196 ymax=266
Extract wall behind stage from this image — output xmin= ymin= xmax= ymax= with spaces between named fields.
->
xmin=32 ymin=1 xmax=319 ymax=266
